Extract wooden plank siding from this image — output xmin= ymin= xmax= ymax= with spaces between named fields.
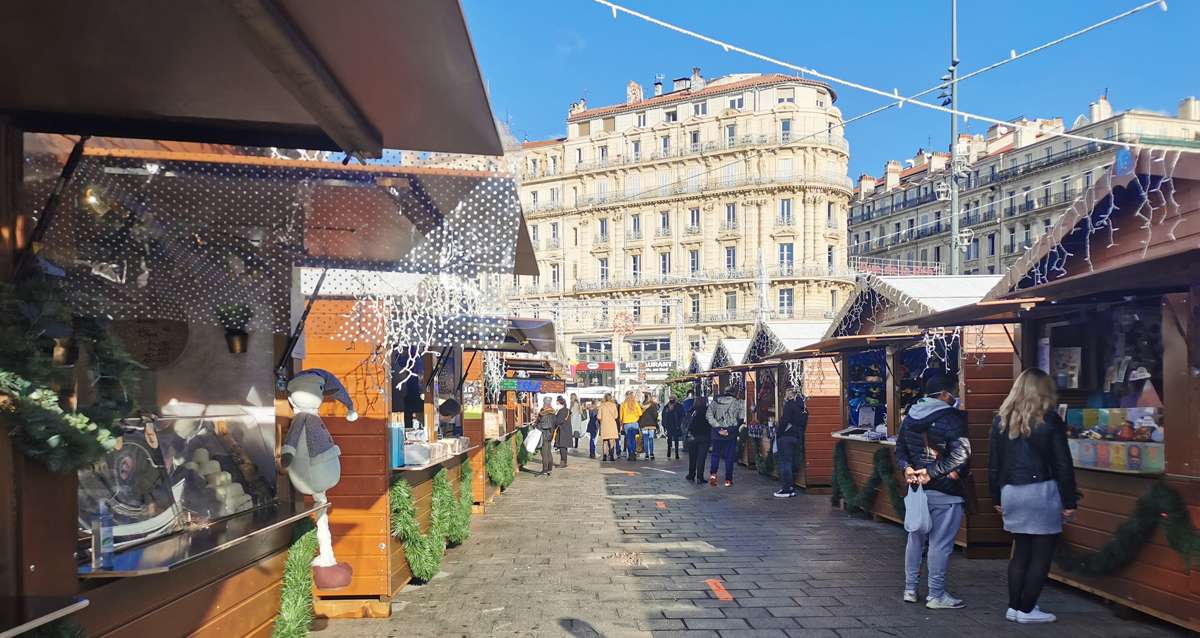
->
xmin=800 ymin=396 xmax=840 ymax=489
xmin=961 ymin=348 xmax=1015 ymax=555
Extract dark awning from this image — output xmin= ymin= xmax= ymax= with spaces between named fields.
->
xmin=0 ymin=1 xmax=501 ymax=156
xmin=465 ymin=318 xmax=556 ymax=354
xmin=771 ymin=332 xmax=922 ymax=359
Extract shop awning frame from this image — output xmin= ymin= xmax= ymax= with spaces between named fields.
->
xmin=0 ymin=0 xmax=503 ymax=157
xmin=770 ymin=332 xmax=923 ymax=360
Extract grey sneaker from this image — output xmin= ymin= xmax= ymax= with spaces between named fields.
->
xmin=1006 ymin=608 xmax=1017 ymax=621
xmin=1015 ymin=607 xmax=1056 ymax=624
xmin=926 ymin=594 xmax=965 ymax=609
xmin=903 ymin=590 xmax=918 ymax=603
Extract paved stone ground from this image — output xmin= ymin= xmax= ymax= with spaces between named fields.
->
xmin=315 ymin=447 xmax=1188 ymax=638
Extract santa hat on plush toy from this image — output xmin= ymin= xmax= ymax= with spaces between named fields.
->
xmin=288 ymin=369 xmax=358 ymax=421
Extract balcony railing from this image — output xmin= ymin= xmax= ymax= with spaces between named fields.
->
xmin=545 ymin=238 xmax=561 ymax=249
xmin=520 ymin=132 xmax=850 ymax=181
xmin=595 ymin=233 xmax=610 ymax=244
xmin=683 ymin=225 xmax=702 ymax=236
xmin=626 ymin=229 xmax=643 ymax=241
xmin=848 ymin=255 xmax=945 ymax=276
xmin=776 ymin=216 xmax=795 ymax=227
xmin=654 ymin=227 xmax=672 ymax=238
xmin=720 ymin=220 xmax=739 ymax=232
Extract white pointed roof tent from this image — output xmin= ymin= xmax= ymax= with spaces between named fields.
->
xmin=688 ymin=350 xmax=714 ymax=374
xmin=744 ymin=320 xmax=831 ymax=364
xmin=824 ymin=275 xmax=1004 ymax=339
xmin=0 ymin=1 xmax=502 ymax=157
xmin=710 ymin=338 xmax=750 ymax=370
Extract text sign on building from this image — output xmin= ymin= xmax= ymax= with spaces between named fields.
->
xmin=618 ymin=360 xmax=676 ymax=375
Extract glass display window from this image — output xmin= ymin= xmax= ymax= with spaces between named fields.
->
xmin=845 ymin=349 xmax=887 ymax=430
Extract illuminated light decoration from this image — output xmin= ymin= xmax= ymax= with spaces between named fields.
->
xmin=784 ymin=359 xmax=805 ymax=394
xmin=484 ymin=350 xmax=505 ymax=403
xmin=921 ymin=327 xmax=962 ymax=377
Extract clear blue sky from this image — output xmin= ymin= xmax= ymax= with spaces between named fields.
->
xmin=462 ymin=0 xmax=1198 ymax=178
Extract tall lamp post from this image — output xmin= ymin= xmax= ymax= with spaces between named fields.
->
xmin=946 ymin=0 xmax=962 ymax=274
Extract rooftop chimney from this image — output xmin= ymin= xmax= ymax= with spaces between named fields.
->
xmin=654 ymin=74 xmax=664 ymax=96
xmin=672 ymin=76 xmax=690 ymax=92
xmin=1088 ymin=95 xmax=1113 ymax=123
xmin=858 ymin=174 xmax=877 ymax=199
xmin=884 ymin=160 xmax=901 ymax=190
xmin=690 ymin=67 xmax=705 ymax=91
xmin=1180 ymin=96 xmax=1200 ymax=121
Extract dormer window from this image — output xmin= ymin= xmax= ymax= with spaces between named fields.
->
xmin=665 ymin=109 xmax=678 ymax=123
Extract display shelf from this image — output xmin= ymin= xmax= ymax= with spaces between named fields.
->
xmin=78 ymin=501 xmax=326 ymax=578
xmin=392 ymin=445 xmax=480 ymax=474
xmin=0 ymin=597 xmax=89 ymax=638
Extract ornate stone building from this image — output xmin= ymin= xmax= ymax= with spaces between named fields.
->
xmin=506 ymin=69 xmax=867 ymax=390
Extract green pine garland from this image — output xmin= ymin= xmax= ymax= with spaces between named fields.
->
xmin=23 ymin=620 xmax=86 ymax=638
xmin=272 ymin=518 xmax=317 ymax=638
xmin=755 ymin=441 xmax=776 ymax=477
xmin=515 ymin=427 xmax=529 ymax=468
xmin=389 ymin=474 xmax=445 ymax=582
xmin=0 ymin=277 xmax=143 ymax=473
xmin=446 ymin=461 xmax=473 ymax=546
xmin=485 ymin=438 xmax=515 ymax=488
xmin=1055 ymin=482 xmax=1200 ymax=576
xmin=830 ymin=440 xmax=907 ymax=518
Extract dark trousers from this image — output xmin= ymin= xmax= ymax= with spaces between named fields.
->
xmin=557 ymin=446 xmax=568 ymax=466
xmin=539 ymin=429 xmax=554 ymax=473
xmin=709 ymin=438 xmax=736 ymax=481
xmin=777 ymin=435 xmax=799 ymax=492
xmin=666 ymin=432 xmax=682 ymax=457
xmin=588 ymin=432 xmax=597 ymax=457
xmin=1008 ymin=533 xmax=1058 ymax=613
xmin=686 ymin=437 xmax=710 ymax=479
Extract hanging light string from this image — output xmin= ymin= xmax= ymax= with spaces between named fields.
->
xmin=591 ymin=0 xmax=1184 ymax=156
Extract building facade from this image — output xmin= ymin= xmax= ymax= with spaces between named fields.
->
xmin=849 ymin=95 xmax=1200 ymax=274
xmin=507 ymin=69 xmax=865 ymax=389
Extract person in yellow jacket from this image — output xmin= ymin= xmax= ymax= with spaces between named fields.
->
xmin=619 ymin=391 xmax=644 ymax=461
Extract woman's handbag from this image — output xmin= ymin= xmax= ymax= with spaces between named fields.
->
xmin=904 ymin=485 xmax=932 ymax=534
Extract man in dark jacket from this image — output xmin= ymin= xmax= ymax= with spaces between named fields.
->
xmin=661 ymin=397 xmax=685 ymax=459
xmin=684 ymin=396 xmax=710 ymax=483
xmin=895 ymin=374 xmax=970 ymax=610
xmin=553 ymin=397 xmax=571 ymax=468
xmin=773 ymin=389 xmax=808 ymax=498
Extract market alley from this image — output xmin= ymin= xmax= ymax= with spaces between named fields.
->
xmin=315 ymin=449 xmax=1186 ymax=638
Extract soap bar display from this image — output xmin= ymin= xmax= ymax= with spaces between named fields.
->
xmin=1068 ymin=439 xmax=1164 ymax=474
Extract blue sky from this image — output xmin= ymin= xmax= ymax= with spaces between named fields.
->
xmin=462 ymin=0 xmax=1198 ymax=178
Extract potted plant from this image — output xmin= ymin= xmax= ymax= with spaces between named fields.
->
xmin=216 ymin=303 xmax=253 ymax=353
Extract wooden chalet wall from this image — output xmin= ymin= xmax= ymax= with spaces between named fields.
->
xmin=800 ymin=357 xmax=841 ymax=490
xmin=303 ymin=300 xmax=392 ymax=600
xmin=960 ymin=325 xmax=1017 ymax=556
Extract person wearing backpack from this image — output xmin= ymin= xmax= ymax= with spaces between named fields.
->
xmin=706 ymin=390 xmax=743 ymax=486
xmin=895 ymin=374 xmax=971 ymax=610
xmin=989 ymin=369 xmax=1078 ymax=624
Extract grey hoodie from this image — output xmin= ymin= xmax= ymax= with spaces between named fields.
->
xmin=706 ymin=395 xmax=743 ymax=440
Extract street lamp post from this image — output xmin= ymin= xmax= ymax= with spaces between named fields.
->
xmin=947 ymin=0 xmax=962 ymax=275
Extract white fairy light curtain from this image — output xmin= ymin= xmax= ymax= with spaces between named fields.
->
xmin=1020 ymin=147 xmax=1182 ymax=289
xmin=30 ymin=150 xmax=524 ymax=334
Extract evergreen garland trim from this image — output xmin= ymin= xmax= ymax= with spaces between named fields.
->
xmin=485 ymin=437 xmax=515 ymax=488
xmin=446 ymin=461 xmax=473 ymax=545
xmin=271 ymin=518 xmax=317 ymax=638
xmin=830 ymin=440 xmax=906 ymax=518
xmin=1055 ymin=482 xmax=1200 ymax=577
xmin=755 ymin=441 xmax=776 ymax=477
xmin=24 ymin=620 xmax=86 ymax=638
xmin=0 ymin=370 xmax=119 ymax=472
xmin=515 ymin=427 xmax=529 ymax=468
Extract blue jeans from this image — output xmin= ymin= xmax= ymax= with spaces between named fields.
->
xmin=623 ymin=423 xmax=639 ymax=458
xmin=777 ymin=435 xmax=799 ymax=491
xmin=709 ymin=438 xmax=736 ymax=481
xmin=642 ymin=428 xmax=656 ymax=456
xmin=588 ymin=432 xmax=597 ymax=456
xmin=905 ymin=500 xmax=964 ymax=598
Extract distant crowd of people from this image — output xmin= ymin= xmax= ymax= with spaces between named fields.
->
xmin=527 ymin=368 xmax=1076 ymax=624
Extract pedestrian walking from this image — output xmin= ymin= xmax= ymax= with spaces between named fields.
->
xmin=662 ymin=396 xmax=685 ymax=459
xmin=598 ymin=393 xmax=620 ymax=461
xmin=682 ymin=389 xmax=695 ymax=416
xmin=619 ymin=391 xmax=643 ymax=461
xmin=706 ymin=390 xmax=742 ymax=486
xmin=586 ymin=401 xmax=599 ymax=459
xmin=638 ymin=392 xmax=659 ymax=460
xmin=773 ymin=388 xmax=808 ymax=498
xmin=554 ymin=396 xmax=571 ymax=468
xmin=534 ymin=397 xmax=557 ymax=475
xmin=989 ymin=369 xmax=1078 ymax=624
xmin=684 ymin=396 xmax=710 ymax=483
xmin=569 ymin=393 xmax=585 ymax=450
xmin=895 ymin=374 xmax=971 ymax=610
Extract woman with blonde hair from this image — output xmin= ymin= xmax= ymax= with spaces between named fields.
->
xmin=988 ymin=368 xmax=1077 ymax=625
xmin=619 ymin=390 xmax=644 ymax=461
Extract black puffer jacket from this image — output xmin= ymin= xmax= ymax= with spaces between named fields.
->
xmin=778 ymin=397 xmax=808 ymax=439
xmin=987 ymin=413 xmax=1078 ymax=509
xmin=895 ymin=398 xmax=971 ymax=497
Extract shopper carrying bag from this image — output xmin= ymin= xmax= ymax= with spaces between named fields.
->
xmin=903 ymin=484 xmax=932 ymax=534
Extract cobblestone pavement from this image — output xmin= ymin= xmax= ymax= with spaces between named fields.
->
xmin=316 ymin=447 xmax=1187 ymax=638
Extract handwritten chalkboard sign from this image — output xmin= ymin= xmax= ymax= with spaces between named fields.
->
xmin=111 ymin=319 xmax=190 ymax=369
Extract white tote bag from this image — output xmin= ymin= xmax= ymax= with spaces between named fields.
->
xmin=524 ymin=428 xmax=542 ymax=454
xmin=903 ymin=485 xmax=932 ymax=534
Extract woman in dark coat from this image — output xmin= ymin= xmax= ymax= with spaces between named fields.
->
xmin=553 ymin=396 xmax=571 ymax=468
xmin=662 ymin=397 xmax=685 ymax=459
xmin=685 ymin=396 xmax=710 ymax=483
xmin=534 ymin=397 xmax=557 ymax=475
